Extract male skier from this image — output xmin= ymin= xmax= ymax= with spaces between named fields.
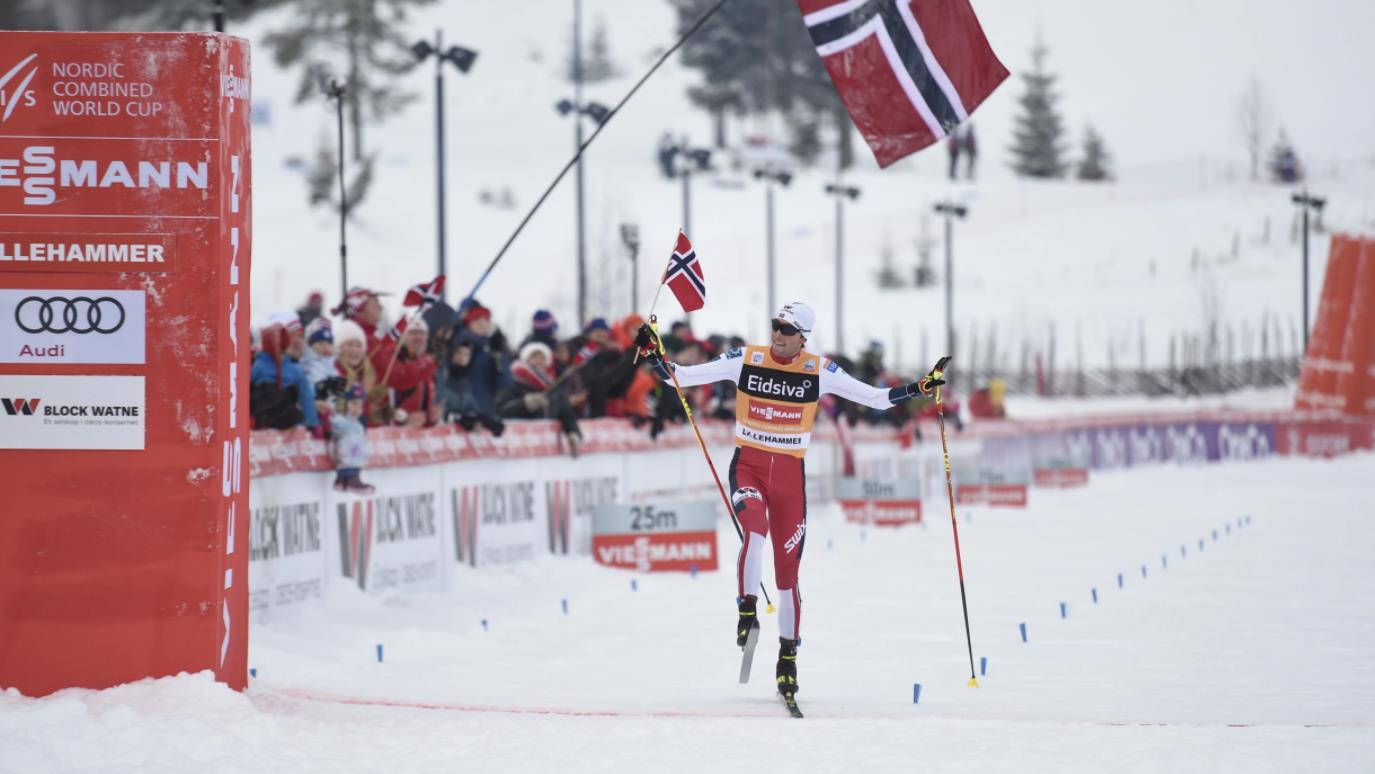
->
xmin=635 ymin=302 xmax=947 ymax=708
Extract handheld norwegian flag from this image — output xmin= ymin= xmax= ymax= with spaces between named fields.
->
xmin=387 ymin=275 xmax=445 ymax=341
xmin=799 ymin=0 xmax=1009 ymax=168
xmin=402 ymin=275 xmax=445 ymax=309
xmin=662 ymin=232 xmax=706 ymax=313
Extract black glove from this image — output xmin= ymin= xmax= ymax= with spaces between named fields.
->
xmin=909 ymin=355 xmax=951 ymax=397
xmin=634 ymin=323 xmax=663 ymax=363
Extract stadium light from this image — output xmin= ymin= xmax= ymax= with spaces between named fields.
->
xmin=1291 ymin=190 xmax=1326 ymax=354
xmin=934 ymin=200 xmax=969 ymax=362
xmin=825 ymin=182 xmax=864 ymax=353
xmin=755 ymin=168 xmax=793 ymax=332
xmin=414 ymin=30 xmax=478 ymax=302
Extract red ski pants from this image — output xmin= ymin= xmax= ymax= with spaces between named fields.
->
xmin=728 ymin=445 xmax=807 ymax=640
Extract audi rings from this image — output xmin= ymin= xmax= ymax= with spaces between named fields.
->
xmin=14 ymin=296 xmax=126 ymax=334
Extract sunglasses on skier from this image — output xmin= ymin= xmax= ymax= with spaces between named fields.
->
xmin=771 ymin=319 xmax=802 ymax=337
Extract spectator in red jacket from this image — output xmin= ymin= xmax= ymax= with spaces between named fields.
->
xmin=385 ymin=316 xmax=440 ymax=427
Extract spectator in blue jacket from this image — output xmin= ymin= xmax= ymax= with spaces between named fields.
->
xmin=250 ymin=323 xmax=319 ymax=429
xmin=438 ymin=303 xmax=508 ymax=434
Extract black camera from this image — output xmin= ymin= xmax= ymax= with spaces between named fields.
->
xmin=315 ymin=375 xmax=348 ymax=400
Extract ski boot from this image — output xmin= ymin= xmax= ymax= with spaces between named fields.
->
xmin=776 ymin=638 xmax=799 ymax=697
xmin=777 ymin=638 xmax=803 ymax=717
xmin=736 ymin=595 xmax=759 ymax=647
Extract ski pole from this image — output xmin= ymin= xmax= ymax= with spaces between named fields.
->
xmin=933 ymin=357 xmax=978 ymax=688
xmin=649 ymin=317 xmax=773 ymax=612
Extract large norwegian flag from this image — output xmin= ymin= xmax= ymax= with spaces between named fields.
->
xmin=662 ymin=232 xmax=706 ymax=313
xmin=799 ymin=0 xmax=1009 ymax=168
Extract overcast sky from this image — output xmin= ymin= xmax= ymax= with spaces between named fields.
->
xmin=962 ymin=0 xmax=1375 ymax=173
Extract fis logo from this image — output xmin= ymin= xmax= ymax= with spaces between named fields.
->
xmin=0 ymin=54 xmax=39 ymax=123
xmin=750 ymin=351 xmax=764 ymax=365
xmin=1 ymin=397 xmax=40 ymax=416
xmin=337 ymin=501 xmax=375 ymax=589
xmin=731 ymin=486 xmax=763 ymax=513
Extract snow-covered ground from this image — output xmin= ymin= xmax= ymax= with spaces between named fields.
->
xmin=5 ymin=453 xmax=1373 ymax=772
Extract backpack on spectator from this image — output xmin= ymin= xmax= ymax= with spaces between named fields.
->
xmin=250 ymin=381 xmax=304 ymax=430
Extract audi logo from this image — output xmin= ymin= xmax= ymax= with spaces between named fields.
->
xmin=14 ymin=295 xmax=126 ymax=334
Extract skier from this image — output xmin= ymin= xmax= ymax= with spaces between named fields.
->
xmin=634 ymin=302 xmax=946 ymax=711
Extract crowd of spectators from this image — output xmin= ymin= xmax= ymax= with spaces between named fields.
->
xmin=249 ymin=286 xmax=953 ymax=464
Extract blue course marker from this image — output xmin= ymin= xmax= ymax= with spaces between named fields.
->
xmin=1060 ymin=602 xmax=1067 ymax=619
xmin=561 ymin=598 xmax=569 ymax=615
xmin=690 ymin=564 xmax=699 ymax=578
xmin=376 ymin=644 xmax=384 ymax=662
xmin=481 ymin=619 xmax=489 ymax=632
xmin=1181 ymin=545 xmax=1187 ymax=558
xmin=1162 ymin=554 xmax=1168 ymax=569
xmin=250 ymin=667 xmax=257 ymax=678
xmin=827 ymin=538 xmax=834 ymax=551
xmin=980 ymin=656 xmax=987 ymax=676
xmin=1212 ymin=529 xmax=1218 ymax=541
xmin=1199 ymin=538 xmax=1205 ymax=551
xmin=1141 ymin=565 xmax=1147 ymax=579
xmin=1019 ymin=622 xmax=1028 ymax=642
xmin=1091 ymin=588 xmax=1098 ymax=604
xmin=1246 ymin=515 xmax=1252 ymax=525
xmin=631 ymin=579 xmax=638 ymax=592
xmin=1226 ymin=524 xmax=1231 ymax=536
xmin=1117 ymin=573 xmax=1124 ymax=589
xmin=913 ymin=683 xmax=923 ymax=704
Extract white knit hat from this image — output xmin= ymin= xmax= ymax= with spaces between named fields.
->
xmin=775 ymin=301 xmax=815 ymax=339
xmin=334 ymin=318 xmax=367 ymax=347
xmin=519 ymin=341 xmax=552 ymax=363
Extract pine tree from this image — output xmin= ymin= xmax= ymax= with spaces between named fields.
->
xmin=1008 ymin=39 xmax=1068 ymax=179
xmin=1076 ymin=125 xmax=1112 ymax=181
xmin=303 ymin=132 xmax=377 ymax=214
xmin=568 ymin=16 xmax=621 ymax=84
xmin=264 ymin=0 xmax=435 ymax=162
xmin=670 ymin=0 xmax=852 ymax=167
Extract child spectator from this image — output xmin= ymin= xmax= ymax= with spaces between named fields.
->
xmin=301 ymin=317 xmax=336 ymax=385
xmin=331 ymin=384 xmax=376 ymax=494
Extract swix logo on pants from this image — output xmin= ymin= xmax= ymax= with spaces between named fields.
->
xmin=784 ymin=522 xmax=806 ymax=554
xmin=451 ymin=486 xmax=478 ymax=567
xmin=2 ymin=397 xmax=39 ymax=415
xmin=337 ymin=501 xmax=374 ymax=589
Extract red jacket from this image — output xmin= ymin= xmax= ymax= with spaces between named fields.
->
xmin=386 ymin=350 xmax=438 ymax=420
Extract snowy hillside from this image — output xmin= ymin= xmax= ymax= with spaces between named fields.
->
xmin=241 ymin=0 xmax=1375 ymax=372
